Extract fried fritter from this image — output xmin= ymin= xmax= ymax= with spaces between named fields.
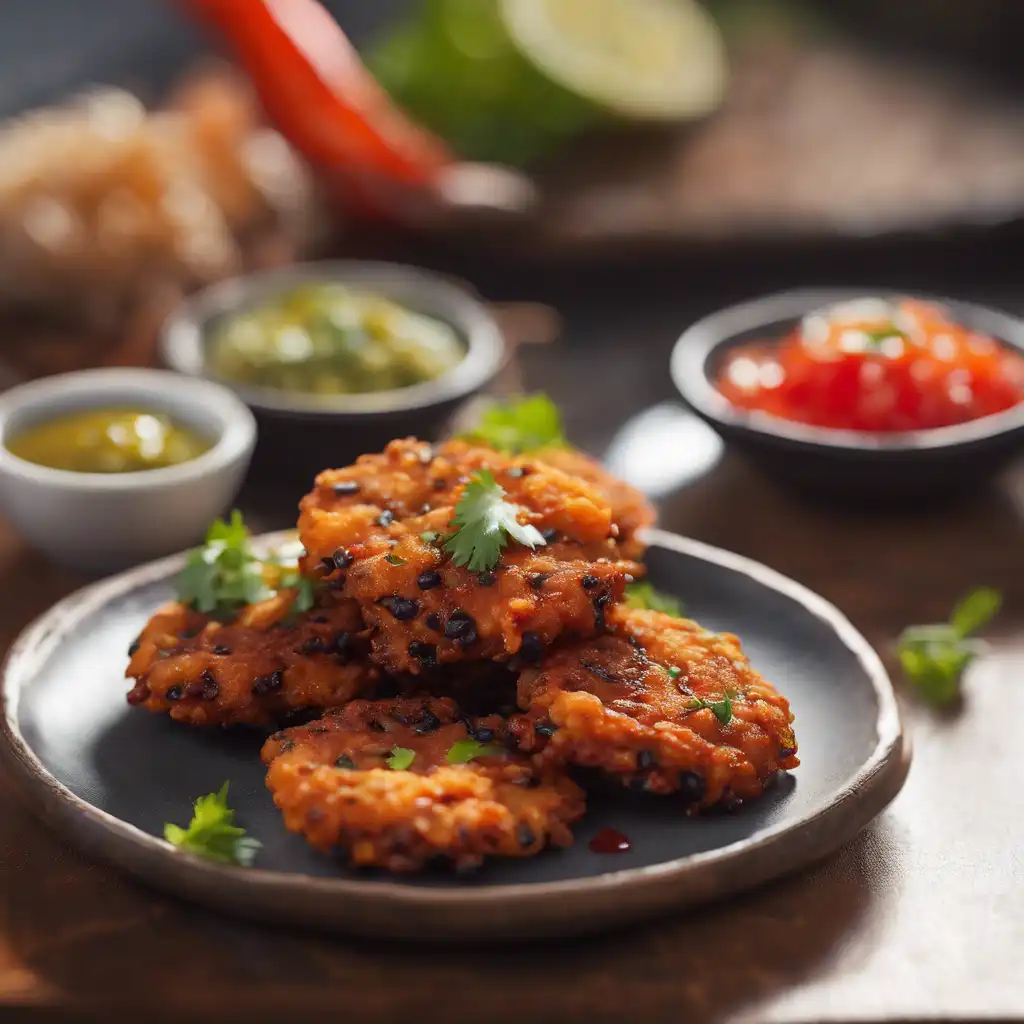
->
xmin=262 ymin=697 xmax=586 ymax=871
xmin=296 ymin=438 xmax=640 ymax=674
xmin=513 ymin=607 xmax=799 ymax=810
xmin=126 ymin=592 xmax=379 ymax=727
xmin=529 ymin=446 xmax=655 ymax=561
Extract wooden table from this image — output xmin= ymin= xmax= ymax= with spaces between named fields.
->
xmin=1 ymin=241 xmax=1023 ymax=1022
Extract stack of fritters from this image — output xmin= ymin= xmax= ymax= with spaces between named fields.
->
xmin=127 ymin=437 xmax=798 ymax=872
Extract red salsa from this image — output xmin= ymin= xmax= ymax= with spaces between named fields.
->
xmin=716 ymin=298 xmax=1024 ymax=432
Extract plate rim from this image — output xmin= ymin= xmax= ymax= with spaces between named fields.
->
xmin=0 ymin=528 xmax=911 ymax=938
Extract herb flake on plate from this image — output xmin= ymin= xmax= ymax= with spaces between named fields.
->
xmin=163 ymin=782 xmax=261 ymax=866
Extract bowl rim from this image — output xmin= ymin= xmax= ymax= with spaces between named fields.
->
xmin=671 ymin=288 xmax=1024 ymax=452
xmin=0 ymin=367 xmax=256 ymax=492
xmin=160 ymin=260 xmax=506 ymax=419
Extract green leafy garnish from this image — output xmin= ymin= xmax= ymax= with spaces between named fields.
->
xmin=461 ymin=394 xmax=567 ymax=454
xmin=667 ymin=666 xmax=683 ymax=680
xmin=385 ymin=553 xmax=407 ymax=566
xmin=898 ymin=587 xmax=1001 ymax=705
xmin=861 ymin=323 xmax=910 ymax=348
xmin=625 ymin=581 xmax=685 ymax=618
xmin=163 ymin=783 xmax=261 ymax=866
xmin=177 ymin=513 xmax=315 ymax=618
xmin=178 ymin=511 xmax=271 ymax=614
xmin=686 ymin=690 xmax=734 ymax=726
xmin=443 ymin=470 xmax=547 ymax=573
xmin=446 ymin=739 xmax=503 ymax=764
xmin=420 ymin=531 xmax=440 ymax=545
xmin=386 ymin=747 xmax=416 ymax=770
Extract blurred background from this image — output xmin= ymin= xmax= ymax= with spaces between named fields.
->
xmin=0 ymin=0 xmax=1021 ymax=486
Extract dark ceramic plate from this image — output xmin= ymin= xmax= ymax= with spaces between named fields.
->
xmin=0 ymin=530 xmax=909 ymax=941
xmin=671 ymin=290 xmax=1024 ymax=501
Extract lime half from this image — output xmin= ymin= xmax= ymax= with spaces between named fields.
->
xmin=500 ymin=0 xmax=728 ymax=122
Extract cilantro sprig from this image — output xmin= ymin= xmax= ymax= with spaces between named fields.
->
xmin=898 ymin=587 xmax=1002 ymax=705
xmin=177 ymin=512 xmax=315 ymax=618
xmin=446 ymin=739 xmax=504 ymax=764
xmin=386 ymin=747 xmax=416 ymax=770
xmin=163 ymin=783 xmax=261 ymax=866
xmin=443 ymin=470 xmax=547 ymax=573
xmin=461 ymin=393 xmax=567 ymax=454
xmin=625 ymin=581 xmax=685 ymax=618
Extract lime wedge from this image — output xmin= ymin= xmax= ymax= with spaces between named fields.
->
xmin=500 ymin=0 xmax=728 ymax=122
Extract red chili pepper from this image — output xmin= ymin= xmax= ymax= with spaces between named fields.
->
xmin=180 ymin=0 xmax=453 ymax=217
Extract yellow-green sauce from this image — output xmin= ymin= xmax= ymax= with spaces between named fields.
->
xmin=6 ymin=408 xmax=213 ymax=473
xmin=208 ymin=283 xmax=464 ymax=396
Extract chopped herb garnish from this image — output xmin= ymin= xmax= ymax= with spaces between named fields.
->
xmin=385 ymin=553 xmax=407 ymax=566
xmin=461 ymin=393 xmax=567 ymax=454
xmin=898 ymin=587 xmax=1002 ymax=705
xmin=667 ymin=666 xmax=682 ymax=680
xmin=445 ymin=738 xmax=503 ymax=764
xmin=625 ymin=581 xmax=685 ymax=618
xmin=163 ymin=782 xmax=260 ymax=866
xmin=682 ymin=687 xmax=734 ymax=726
xmin=443 ymin=469 xmax=547 ymax=573
xmin=178 ymin=514 xmax=316 ymax=618
xmin=386 ymin=746 xmax=416 ymax=770
xmin=419 ymin=531 xmax=440 ymax=545
xmin=860 ymin=323 xmax=910 ymax=348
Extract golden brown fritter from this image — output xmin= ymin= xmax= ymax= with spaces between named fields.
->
xmin=296 ymin=438 xmax=640 ymax=674
xmin=529 ymin=446 xmax=655 ymax=561
xmin=262 ymin=697 xmax=586 ymax=871
xmin=126 ymin=592 xmax=379 ymax=727
xmin=512 ymin=607 xmax=799 ymax=810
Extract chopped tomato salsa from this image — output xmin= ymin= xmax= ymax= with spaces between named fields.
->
xmin=716 ymin=298 xmax=1024 ymax=432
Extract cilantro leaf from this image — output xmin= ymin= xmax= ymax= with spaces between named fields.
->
xmin=461 ymin=394 xmax=567 ymax=454
xmin=625 ymin=581 xmax=685 ymax=618
xmin=446 ymin=738 xmax=503 ymax=764
xmin=898 ymin=587 xmax=1001 ymax=705
xmin=163 ymin=782 xmax=261 ymax=866
xmin=682 ymin=686 xmax=734 ymax=726
xmin=861 ymin=323 xmax=909 ymax=348
xmin=385 ymin=553 xmax=407 ymax=566
xmin=443 ymin=470 xmax=547 ymax=573
xmin=386 ymin=747 xmax=416 ymax=770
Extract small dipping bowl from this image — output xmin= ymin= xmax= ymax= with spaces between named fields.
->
xmin=0 ymin=369 xmax=256 ymax=574
xmin=160 ymin=261 xmax=506 ymax=493
xmin=671 ymin=290 xmax=1024 ymax=501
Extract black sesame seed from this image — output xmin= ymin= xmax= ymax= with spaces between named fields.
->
xmin=530 ymin=573 xmax=552 ymax=591
xmin=178 ymin=625 xmax=203 ymax=640
xmin=581 ymin=575 xmax=600 ymax=590
xmin=377 ymin=510 xmax=395 ymax=527
xmin=127 ymin=636 xmax=142 ymax=657
xmin=637 ymin=749 xmax=656 ymax=771
xmin=425 ymin=613 xmax=443 ymax=632
xmin=332 ymin=548 xmax=353 ymax=570
xmin=252 ymin=670 xmax=284 ymax=696
xmin=432 ymin=477 xmax=448 ymax=491
xmin=332 ymin=480 xmax=361 ymax=497
xmin=199 ymin=669 xmax=219 ymax=701
xmin=212 ymin=643 xmax=232 ymax=656
xmin=335 ymin=754 xmax=356 ymax=769
xmin=165 ymin=686 xmax=184 ymax=702
xmin=311 ymin=615 xmax=329 ymax=624
xmin=334 ymin=632 xmax=352 ymax=657
xmin=278 ymin=739 xmax=295 ymax=753
xmin=780 ymin=746 xmax=797 ymax=760
xmin=296 ymin=636 xmax=329 ymax=656
xmin=477 ymin=572 xmax=496 ymax=586
xmin=320 ymin=556 xmax=336 ymax=572
xmin=444 ymin=610 xmax=475 ymax=640
xmin=517 ymin=824 xmax=536 ymax=848
xmin=473 ymin=726 xmax=494 ymax=743
xmin=408 ymin=641 xmax=437 ymax=667
xmin=417 ymin=570 xmax=442 ymax=591
xmin=415 ymin=711 xmax=441 ymax=734
xmin=679 ymin=771 xmax=706 ymax=803
xmin=593 ymin=591 xmax=612 ymax=631
xmin=540 ymin=528 xmax=558 ymax=544
xmin=535 ymin=723 xmax=557 ymax=738
xmin=380 ymin=596 xmax=419 ymax=621
xmin=519 ymin=632 xmax=544 ymax=664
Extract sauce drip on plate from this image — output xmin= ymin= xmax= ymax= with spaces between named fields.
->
xmin=716 ymin=297 xmax=1024 ymax=433
xmin=589 ymin=828 xmax=632 ymax=854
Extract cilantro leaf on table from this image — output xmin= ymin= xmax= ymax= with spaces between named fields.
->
xmin=163 ymin=783 xmax=261 ymax=867
xmin=177 ymin=511 xmax=271 ymax=614
xmin=386 ymin=747 xmax=416 ymax=770
xmin=624 ymin=581 xmax=685 ymax=618
xmin=443 ymin=470 xmax=547 ymax=573
xmin=446 ymin=739 xmax=504 ymax=764
xmin=461 ymin=394 xmax=567 ymax=454
xmin=898 ymin=587 xmax=1002 ymax=705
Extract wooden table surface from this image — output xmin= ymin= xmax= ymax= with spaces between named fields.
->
xmin=1 ymin=240 xmax=1023 ymax=1023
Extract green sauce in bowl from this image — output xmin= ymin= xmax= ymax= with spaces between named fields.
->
xmin=208 ymin=283 xmax=465 ymax=396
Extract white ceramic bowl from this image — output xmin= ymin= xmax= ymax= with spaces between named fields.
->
xmin=0 ymin=369 xmax=256 ymax=575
